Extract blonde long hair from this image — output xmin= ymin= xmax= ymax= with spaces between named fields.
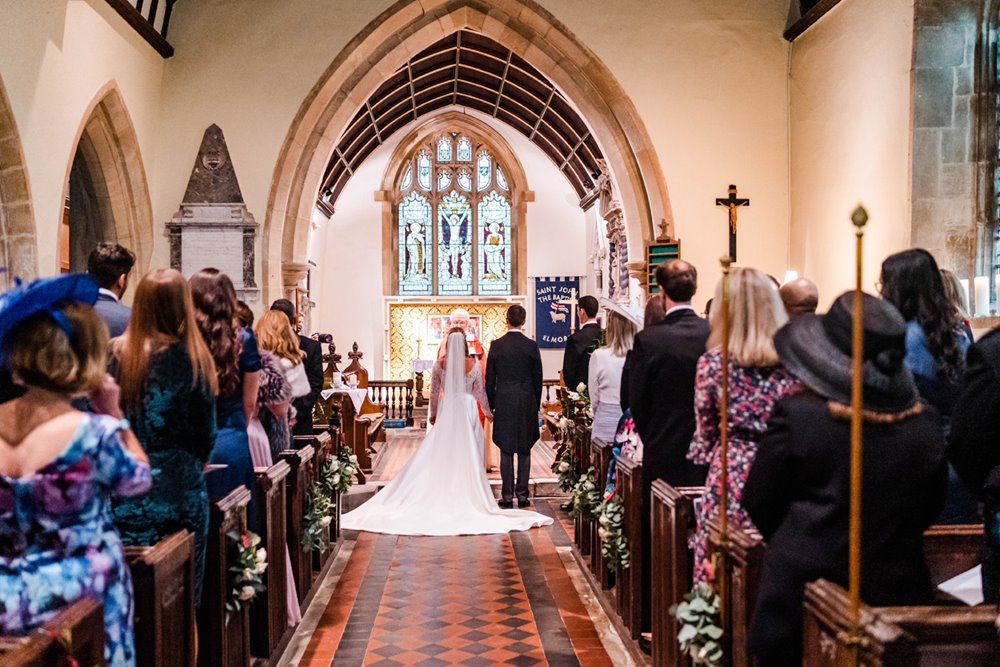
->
xmin=707 ymin=267 xmax=787 ymax=366
xmin=255 ymin=310 xmax=305 ymax=363
xmin=117 ymin=268 xmax=219 ymax=408
xmin=605 ymin=311 xmax=637 ymax=357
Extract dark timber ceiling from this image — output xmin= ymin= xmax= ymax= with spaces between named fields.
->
xmin=317 ymin=30 xmax=604 ymax=211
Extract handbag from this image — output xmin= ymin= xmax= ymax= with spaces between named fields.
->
xmin=282 ymin=358 xmax=311 ymax=398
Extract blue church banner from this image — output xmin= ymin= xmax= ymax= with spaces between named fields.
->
xmin=534 ymin=276 xmax=581 ymax=349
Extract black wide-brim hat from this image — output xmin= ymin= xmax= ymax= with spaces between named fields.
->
xmin=774 ymin=291 xmax=918 ymax=412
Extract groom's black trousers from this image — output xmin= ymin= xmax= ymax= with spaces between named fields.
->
xmin=500 ymin=451 xmax=531 ymax=502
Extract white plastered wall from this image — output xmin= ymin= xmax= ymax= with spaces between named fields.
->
xmin=0 ymin=0 xmax=164 ymax=276
xmin=789 ymin=0 xmax=916 ymax=307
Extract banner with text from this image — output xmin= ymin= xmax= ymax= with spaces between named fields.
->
xmin=533 ymin=276 xmax=581 ymax=349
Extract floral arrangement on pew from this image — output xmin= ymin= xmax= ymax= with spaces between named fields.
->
xmin=570 ymin=466 xmax=601 ymax=521
xmin=303 ymin=446 xmax=360 ymax=551
xmin=551 ymin=382 xmax=593 ymax=495
xmin=597 ymin=494 xmax=629 ymax=570
xmin=669 ymin=582 xmax=723 ymax=666
xmin=226 ymin=525 xmax=267 ymax=617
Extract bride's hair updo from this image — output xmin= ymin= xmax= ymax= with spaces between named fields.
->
xmin=446 ymin=327 xmax=469 ymax=356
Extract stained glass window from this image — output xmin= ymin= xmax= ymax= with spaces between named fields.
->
xmin=457 ymin=136 xmax=472 ymax=161
xmin=477 ymin=191 xmax=511 ymax=295
xmin=437 ymin=168 xmax=451 ymax=191
xmin=437 ymin=191 xmax=473 ymax=296
xmin=477 ymin=151 xmax=491 ymax=191
xmin=395 ymin=131 xmax=518 ymax=296
xmin=417 ymin=150 xmax=432 ymax=190
xmin=398 ymin=192 xmax=432 ymax=296
xmin=437 ymin=137 xmax=452 ymax=162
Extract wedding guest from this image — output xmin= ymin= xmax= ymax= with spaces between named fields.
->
xmin=949 ymin=325 xmax=1000 ymax=601
xmin=688 ymin=268 xmax=796 ymax=583
xmin=191 ymin=269 xmax=261 ymax=530
xmin=254 ymin=310 xmax=310 ymax=458
xmin=940 ymin=268 xmax=973 ymax=340
xmin=562 ymin=295 xmax=601 ymax=390
xmin=778 ymin=277 xmax=818 ymax=321
xmin=0 ymin=274 xmax=151 ymax=666
xmin=619 ymin=297 xmax=665 ymax=413
xmin=880 ymin=249 xmax=976 ymax=523
xmin=588 ymin=299 xmax=640 ymax=443
xmin=110 ymin=268 xmax=218 ymax=604
xmin=744 ymin=292 xmax=947 ymax=666
xmin=88 ymin=242 xmax=136 ymax=337
xmin=270 ymin=299 xmax=322 ymax=436
xmin=235 ymin=299 xmax=255 ymax=328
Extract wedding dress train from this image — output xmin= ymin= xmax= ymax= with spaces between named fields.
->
xmin=340 ymin=332 xmax=552 ymax=536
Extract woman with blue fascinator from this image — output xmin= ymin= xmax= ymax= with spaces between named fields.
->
xmin=0 ymin=274 xmax=152 ymax=666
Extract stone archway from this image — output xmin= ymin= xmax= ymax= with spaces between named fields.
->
xmin=266 ymin=0 xmax=673 ymax=302
xmin=61 ymin=83 xmax=153 ymax=276
xmin=0 ymin=75 xmax=37 ymax=289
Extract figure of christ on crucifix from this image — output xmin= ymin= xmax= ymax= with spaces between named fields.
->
xmin=715 ymin=184 xmax=750 ymax=261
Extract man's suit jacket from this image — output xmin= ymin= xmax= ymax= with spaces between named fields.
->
xmin=743 ymin=392 xmax=946 ymax=664
xmin=628 ymin=308 xmax=710 ymax=487
xmin=562 ymin=322 xmax=602 ymax=390
xmin=292 ymin=334 xmax=324 ymax=436
xmin=93 ymin=292 xmax=131 ymax=338
xmin=486 ymin=331 xmax=543 ymax=454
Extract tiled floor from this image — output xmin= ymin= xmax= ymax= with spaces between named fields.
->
xmin=288 ymin=500 xmax=625 ymax=667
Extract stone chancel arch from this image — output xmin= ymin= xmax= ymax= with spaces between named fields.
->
xmin=267 ymin=0 xmax=673 ymax=301
xmin=0 ymin=75 xmax=37 ymax=289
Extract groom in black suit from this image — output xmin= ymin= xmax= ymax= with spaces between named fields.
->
xmin=486 ymin=305 xmax=543 ymax=508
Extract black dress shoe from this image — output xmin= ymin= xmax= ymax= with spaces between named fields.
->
xmin=498 ymin=500 xmax=514 ymax=509
xmin=517 ymin=499 xmax=532 ymax=508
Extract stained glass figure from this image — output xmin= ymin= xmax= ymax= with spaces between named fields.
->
xmin=457 ymin=136 xmax=473 ymax=161
xmin=496 ymin=165 xmax=509 ymax=190
xmin=477 ymin=191 xmax=511 ymax=295
xmin=417 ymin=150 xmax=432 ymax=191
xmin=477 ymin=151 xmax=491 ymax=191
xmin=456 ymin=168 xmax=472 ymax=191
xmin=437 ymin=191 xmax=473 ymax=296
xmin=437 ymin=137 xmax=452 ymax=162
xmin=398 ymin=192 xmax=432 ymax=296
xmin=400 ymin=165 xmax=413 ymax=191
xmin=437 ymin=168 xmax=452 ymax=191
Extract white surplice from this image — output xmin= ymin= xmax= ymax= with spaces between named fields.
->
xmin=340 ymin=331 xmax=552 ymax=536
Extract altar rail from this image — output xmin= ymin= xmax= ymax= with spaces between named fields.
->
xmin=104 ymin=0 xmax=176 ymax=57
xmin=368 ymin=380 xmax=413 ymax=426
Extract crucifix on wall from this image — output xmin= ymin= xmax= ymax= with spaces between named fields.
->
xmin=557 ymin=287 xmax=578 ymax=332
xmin=715 ymin=184 xmax=750 ymax=261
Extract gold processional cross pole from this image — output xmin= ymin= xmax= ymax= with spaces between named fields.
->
xmin=717 ymin=256 xmax=733 ymax=642
xmin=557 ymin=287 xmax=579 ymax=333
xmin=715 ymin=185 xmax=750 ymax=262
xmin=849 ymin=205 xmax=869 ymax=664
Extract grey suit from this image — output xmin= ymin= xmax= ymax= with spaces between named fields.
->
xmin=93 ymin=292 xmax=131 ymax=338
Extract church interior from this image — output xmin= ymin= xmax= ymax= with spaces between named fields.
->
xmin=2 ymin=0 xmax=1000 ymax=665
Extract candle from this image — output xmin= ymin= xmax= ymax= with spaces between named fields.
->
xmin=782 ymin=270 xmax=798 ymax=285
xmin=959 ymin=279 xmax=970 ymax=315
xmin=975 ymin=276 xmax=989 ymax=316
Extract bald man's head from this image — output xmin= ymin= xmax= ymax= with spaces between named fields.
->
xmin=779 ymin=278 xmax=819 ymax=320
xmin=655 ymin=259 xmax=698 ymax=303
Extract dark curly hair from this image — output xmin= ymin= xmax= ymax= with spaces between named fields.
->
xmin=189 ymin=268 xmax=241 ymax=398
xmin=880 ymin=249 xmax=964 ymax=384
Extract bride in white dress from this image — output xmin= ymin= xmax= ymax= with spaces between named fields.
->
xmin=340 ymin=330 xmax=553 ymax=535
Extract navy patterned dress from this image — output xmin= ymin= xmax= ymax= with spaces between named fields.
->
xmin=687 ymin=349 xmax=797 ymax=583
xmin=0 ymin=414 xmax=152 ymax=666
xmin=111 ymin=343 xmax=217 ymax=604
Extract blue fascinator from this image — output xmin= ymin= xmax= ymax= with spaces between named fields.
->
xmin=0 ymin=274 xmax=100 ymax=356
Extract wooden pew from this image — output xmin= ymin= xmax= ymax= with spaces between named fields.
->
xmin=294 ymin=432 xmax=338 ymax=575
xmin=0 ymin=598 xmax=105 ymax=667
xmin=706 ymin=519 xmax=766 ymax=667
xmin=198 ymin=486 xmax=252 ymax=667
xmin=574 ymin=417 xmax=593 ymax=557
xmin=250 ymin=461 xmax=291 ymax=661
xmin=279 ymin=445 xmax=315 ymax=605
xmin=803 ymin=579 xmax=999 ymax=666
xmin=125 ymin=531 xmax=196 ymax=667
xmin=923 ymin=524 xmax=982 ymax=598
xmin=615 ymin=454 xmax=645 ymax=640
xmin=650 ymin=482 xmax=704 ymax=667
xmin=590 ymin=437 xmax=616 ymax=588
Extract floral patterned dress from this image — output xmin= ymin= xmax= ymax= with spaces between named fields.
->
xmin=688 ymin=349 xmax=796 ymax=583
xmin=0 ymin=414 xmax=152 ymax=666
